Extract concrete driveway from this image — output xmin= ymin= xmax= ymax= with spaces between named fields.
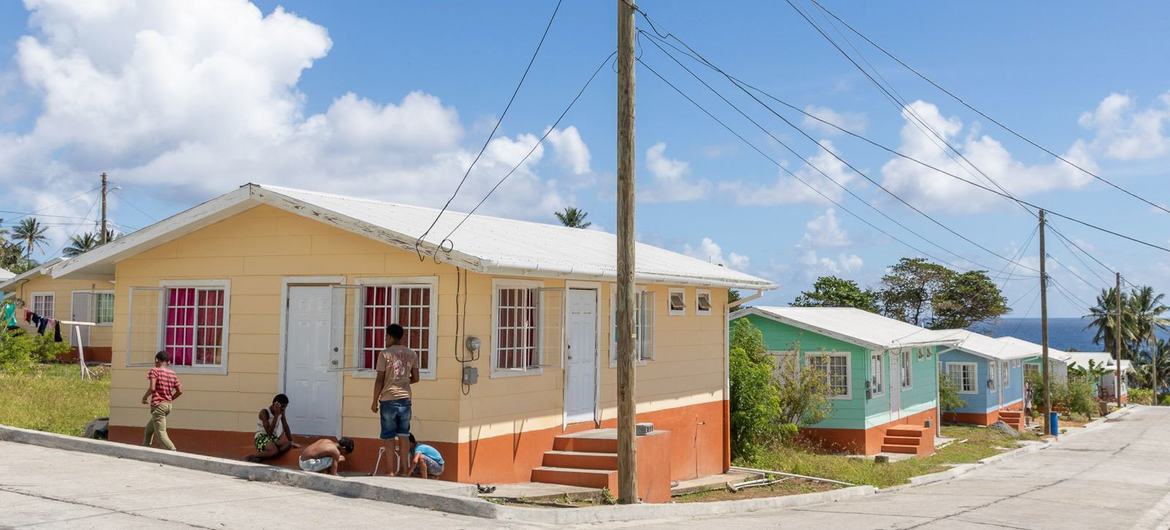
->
xmin=3 ymin=407 xmax=1169 ymax=529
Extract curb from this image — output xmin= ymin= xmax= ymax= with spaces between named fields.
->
xmin=0 ymin=424 xmax=876 ymax=523
xmin=0 ymin=425 xmax=500 ymax=519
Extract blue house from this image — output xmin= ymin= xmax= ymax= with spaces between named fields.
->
xmin=938 ymin=331 xmax=1037 ymax=431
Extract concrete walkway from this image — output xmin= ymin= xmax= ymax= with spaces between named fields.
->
xmin=615 ymin=406 xmax=1170 ymax=529
xmin=0 ymin=442 xmax=516 ymax=529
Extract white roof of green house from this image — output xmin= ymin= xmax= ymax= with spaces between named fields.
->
xmin=0 ymin=267 xmax=12 ymax=281
xmin=731 ymin=306 xmax=962 ymax=351
xmin=51 ymin=183 xmax=776 ymax=290
xmin=998 ymin=336 xmax=1073 ymax=363
xmin=934 ymin=329 xmax=1039 ymax=361
xmin=1067 ymin=352 xmax=1133 ymax=373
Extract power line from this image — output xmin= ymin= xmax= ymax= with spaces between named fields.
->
xmin=807 ymin=0 xmax=1170 ymax=217
xmin=110 ymin=187 xmax=161 ymax=222
xmin=414 ymin=0 xmax=564 ymax=259
xmin=1047 ymin=223 xmax=1114 ymax=286
xmin=1046 ymin=252 xmax=1102 ymax=293
xmin=51 ymin=197 xmax=100 ymax=258
xmin=639 ymin=57 xmax=974 ymax=272
xmin=440 ymin=49 xmax=617 ymax=244
xmin=634 ymin=14 xmax=1170 ymax=258
xmin=639 ymin=28 xmax=1039 ymax=275
xmin=7 ymin=185 xmax=103 ymax=224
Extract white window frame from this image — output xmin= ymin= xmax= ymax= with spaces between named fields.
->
xmin=1000 ymin=360 xmax=1010 ymax=388
xmin=157 ymin=279 xmax=231 ymax=375
xmin=901 ymin=349 xmax=913 ymax=390
xmin=947 ymin=362 xmax=978 ymax=395
xmin=695 ymin=289 xmax=712 ymax=316
xmin=869 ymin=352 xmax=884 ymax=397
xmin=808 ymin=352 xmax=851 ymax=400
xmin=491 ymin=279 xmax=545 ymax=378
xmin=30 ymin=291 xmax=55 ymax=319
xmin=93 ymin=291 xmax=116 ymax=326
xmin=610 ymin=289 xmax=656 ymax=367
xmin=352 ymin=276 xmax=438 ymax=381
xmin=668 ymin=288 xmax=686 ymax=316
xmin=988 ymin=360 xmax=998 ymax=391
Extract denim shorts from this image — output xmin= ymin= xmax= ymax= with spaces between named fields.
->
xmin=379 ymin=398 xmax=411 ymax=439
xmin=413 ymin=454 xmax=443 ymax=477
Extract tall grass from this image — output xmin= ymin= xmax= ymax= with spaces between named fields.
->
xmin=0 ymin=363 xmax=110 ymax=436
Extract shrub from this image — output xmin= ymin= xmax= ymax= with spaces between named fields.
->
xmin=1160 ymin=394 xmax=1170 ymax=407
xmin=0 ymin=332 xmax=72 ymax=374
xmin=939 ymin=373 xmax=965 ymax=412
xmin=1065 ymin=378 xmax=1097 ymax=419
xmin=1129 ymin=388 xmax=1154 ymax=405
xmin=773 ymin=350 xmax=832 ymax=427
xmin=729 ymin=320 xmax=779 ymax=460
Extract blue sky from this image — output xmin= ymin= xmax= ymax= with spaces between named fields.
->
xmin=1 ymin=1 xmax=1168 ymax=318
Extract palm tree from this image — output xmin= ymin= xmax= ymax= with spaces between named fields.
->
xmin=554 ymin=207 xmax=591 ymax=229
xmin=64 ymin=232 xmax=100 ymax=257
xmin=11 ymin=218 xmax=48 ymax=259
xmin=1086 ymin=287 xmax=1134 ymax=356
xmin=1130 ymin=286 xmax=1170 ymax=401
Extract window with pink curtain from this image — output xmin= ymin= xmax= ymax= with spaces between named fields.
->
xmin=164 ymin=287 xmax=225 ymax=367
xmin=360 ymin=285 xmax=432 ymax=371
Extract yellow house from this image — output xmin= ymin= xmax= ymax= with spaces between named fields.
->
xmin=53 ymin=184 xmax=774 ymax=499
xmin=1 ymin=258 xmax=116 ymax=362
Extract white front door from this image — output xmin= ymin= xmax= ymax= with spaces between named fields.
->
xmin=564 ymin=288 xmax=598 ymax=424
xmin=70 ymin=292 xmax=92 ymax=347
xmin=284 ymin=285 xmax=341 ymax=436
xmin=889 ymin=351 xmax=902 ymax=416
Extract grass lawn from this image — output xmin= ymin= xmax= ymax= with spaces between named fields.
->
xmin=740 ymin=425 xmax=1041 ymax=489
xmin=0 ymin=363 xmax=110 ymax=436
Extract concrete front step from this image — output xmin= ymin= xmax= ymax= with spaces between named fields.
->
xmin=542 ymin=450 xmax=618 ymax=470
xmin=880 ymin=443 xmax=921 ymax=455
xmin=883 ymin=436 xmax=923 ymax=446
xmin=551 ymin=430 xmax=619 ymax=453
xmin=531 ymin=466 xmax=617 ymax=490
xmin=886 ymin=427 xmax=927 ymax=438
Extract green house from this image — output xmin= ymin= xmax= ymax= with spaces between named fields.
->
xmin=730 ymin=306 xmax=959 ymax=456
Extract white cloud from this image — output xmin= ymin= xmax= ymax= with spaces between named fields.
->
xmin=802 ymin=105 xmax=867 ymax=135
xmin=800 ymin=209 xmax=850 ymax=248
xmin=683 ymin=237 xmax=750 ymax=271
xmin=0 ymin=0 xmax=585 ymax=254
xmin=880 ymin=100 xmax=1093 ymax=212
xmin=798 ymin=250 xmax=864 ymax=276
xmin=544 ymin=125 xmax=591 ymax=175
xmin=721 ymin=140 xmax=855 ymax=206
xmin=641 ymin=142 xmax=710 ymax=202
xmin=1079 ymin=92 xmax=1170 ymax=161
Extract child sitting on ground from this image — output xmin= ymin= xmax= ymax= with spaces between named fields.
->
xmin=408 ymin=434 xmax=444 ymax=479
xmin=298 ymin=437 xmax=354 ymax=476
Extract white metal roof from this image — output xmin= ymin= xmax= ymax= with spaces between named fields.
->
xmin=934 ymin=330 xmax=1040 ymax=361
xmin=1066 ymin=352 xmax=1132 ymax=373
xmin=0 ymin=258 xmax=64 ymax=293
xmin=0 ymin=267 xmax=12 ymax=281
xmin=52 ymin=183 xmax=776 ymax=290
xmin=996 ymin=336 xmax=1073 ymax=363
xmin=731 ymin=306 xmax=962 ymax=351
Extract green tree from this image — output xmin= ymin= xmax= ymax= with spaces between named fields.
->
xmin=931 ymin=270 xmax=1009 ymax=329
xmin=729 ymin=319 xmax=778 ymax=459
xmin=878 ymin=258 xmax=954 ymax=326
xmin=1085 ymin=287 xmax=1135 ymax=360
xmin=792 ymin=275 xmax=879 ymax=312
xmin=11 ymin=218 xmax=49 ymax=259
xmin=773 ymin=349 xmax=832 ymax=427
xmin=1129 ymin=286 xmax=1169 ymax=401
xmin=64 ymin=232 xmax=100 ymax=257
xmin=554 ymin=207 xmax=591 ymax=229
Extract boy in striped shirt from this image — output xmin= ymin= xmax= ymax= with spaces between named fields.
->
xmin=141 ymin=351 xmax=183 ymax=451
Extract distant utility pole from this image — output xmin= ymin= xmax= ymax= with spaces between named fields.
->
xmin=1039 ymin=209 xmax=1052 ymax=437
xmin=99 ymin=172 xmax=109 ymax=245
xmin=1116 ymin=272 xmax=1124 ymax=408
xmin=615 ymin=0 xmax=639 ymax=505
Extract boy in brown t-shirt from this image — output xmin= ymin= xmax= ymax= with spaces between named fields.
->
xmin=370 ymin=323 xmax=419 ymax=475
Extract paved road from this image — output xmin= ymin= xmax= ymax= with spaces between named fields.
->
xmin=3 ymin=408 xmax=1169 ymax=529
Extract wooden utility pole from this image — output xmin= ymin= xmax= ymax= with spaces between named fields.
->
xmin=99 ymin=172 xmax=109 ymax=245
xmin=1116 ymin=272 xmax=1125 ymax=408
xmin=615 ymin=0 xmax=638 ymax=505
xmin=1039 ymin=209 xmax=1052 ymax=437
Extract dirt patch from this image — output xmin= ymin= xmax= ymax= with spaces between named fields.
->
xmin=672 ymin=477 xmax=839 ymax=503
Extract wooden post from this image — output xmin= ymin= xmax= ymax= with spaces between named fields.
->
xmin=99 ymin=172 xmax=108 ymax=245
xmin=1039 ymin=209 xmax=1052 ymax=436
xmin=1116 ymin=272 xmax=1124 ymax=408
xmin=615 ymin=0 xmax=639 ymax=504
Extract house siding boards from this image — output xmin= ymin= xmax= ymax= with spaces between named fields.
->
xmin=104 ymin=204 xmax=731 ymax=483
xmin=940 ymin=350 xmax=1024 ymax=423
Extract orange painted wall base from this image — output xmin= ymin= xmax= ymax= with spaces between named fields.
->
xmin=108 ymin=399 xmax=727 ymax=487
xmin=59 ymin=347 xmax=112 ymax=364
xmin=944 ymin=400 xmax=1024 ymax=427
xmin=798 ymin=407 xmax=938 ymax=456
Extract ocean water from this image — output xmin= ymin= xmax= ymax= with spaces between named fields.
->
xmin=971 ymin=317 xmax=1106 ymax=352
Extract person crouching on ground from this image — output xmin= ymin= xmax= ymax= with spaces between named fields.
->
xmin=408 ymin=434 xmax=444 ymax=479
xmin=370 ymin=323 xmax=419 ymax=476
xmin=247 ymin=394 xmax=298 ymax=462
xmin=298 ymin=437 xmax=354 ymax=475
xmin=141 ymin=351 xmax=182 ymax=451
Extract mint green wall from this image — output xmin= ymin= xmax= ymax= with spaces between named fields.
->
xmin=738 ymin=314 xmax=939 ymax=430
xmin=740 ymin=314 xmax=867 ymax=429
